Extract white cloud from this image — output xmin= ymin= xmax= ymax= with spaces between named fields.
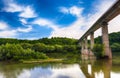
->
xmin=20 ymin=18 xmax=27 ymax=25
xmin=0 ymin=21 xmax=8 ymax=30
xmin=0 ymin=20 xmax=32 ymax=38
xmin=32 ymin=18 xmax=59 ymax=30
xmin=0 ymin=25 xmax=33 ymax=38
xmin=69 ymin=6 xmax=83 ymax=17
xmin=60 ymin=6 xmax=83 ymax=17
xmin=0 ymin=30 xmax=17 ymax=38
xmin=3 ymin=3 xmax=23 ymax=12
xmin=19 ymin=6 xmax=37 ymax=18
xmin=3 ymin=1 xmax=37 ymax=18
xmin=59 ymin=7 xmax=69 ymax=14
xmin=49 ymin=17 xmax=85 ymax=39
xmin=17 ymin=26 xmax=32 ymax=33
xmin=0 ymin=21 xmax=18 ymax=38
xmin=109 ymin=15 xmax=120 ymax=33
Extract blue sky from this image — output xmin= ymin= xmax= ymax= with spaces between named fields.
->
xmin=0 ymin=0 xmax=119 ymax=39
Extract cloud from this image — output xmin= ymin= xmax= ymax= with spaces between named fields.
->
xmin=20 ymin=18 xmax=27 ymax=25
xmin=109 ymin=15 xmax=120 ymax=33
xmin=0 ymin=20 xmax=32 ymax=38
xmin=0 ymin=25 xmax=33 ymax=38
xmin=19 ymin=6 xmax=37 ymax=18
xmin=59 ymin=7 xmax=69 ymax=14
xmin=17 ymin=26 xmax=32 ymax=33
xmin=69 ymin=6 xmax=83 ymax=17
xmin=32 ymin=18 xmax=59 ymax=30
xmin=49 ymin=17 xmax=85 ymax=39
xmin=0 ymin=30 xmax=17 ymax=38
xmin=60 ymin=6 xmax=83 ymax=17
xmin=3 ymin=1 xmax=37 ymax=18
xmin=3 ymin=3 xmax=23 ymax=12
xmin=0 ymin=21 xmax=8 ymax=30
xmin=0 ymin=21 xmax=17 ymax=38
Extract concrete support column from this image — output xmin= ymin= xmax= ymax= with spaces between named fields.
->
xmin=90 ymin=32 xmax=94 ymax=50
xmin=90 ymin=32 xmax=94 ymax=56
xmin=102 ymin=22 xmax=112 ymax=59
xmin=81 ymin=41 xmax=84 ymax=54
xmin=85 ymin=37 xmax=88 ymax=50
xmin=84 ymin=37 xmax=88 ymax=55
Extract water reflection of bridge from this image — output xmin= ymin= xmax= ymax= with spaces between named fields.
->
xmin=80 ymin=59 xmax=112 ymax=78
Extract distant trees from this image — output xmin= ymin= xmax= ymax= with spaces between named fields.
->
xmin=111 ymin=43 xmax=120 ymax=52
xmin=0 ymin=37 xmax=78 ymax=45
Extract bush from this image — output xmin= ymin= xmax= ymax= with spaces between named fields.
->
xmin=92 ymin=44 xmax=104 ymax=59
xmin=111 ymin=43 xmax=120 ymax=52
xmin=0 ymin=43 xmax=48 ymax=61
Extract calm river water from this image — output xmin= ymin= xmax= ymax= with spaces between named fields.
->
xmin=0 ymin=59 xmax=120 ymax=78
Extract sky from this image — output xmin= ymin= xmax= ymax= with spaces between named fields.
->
xmin=0 ymin=0 xmax=119 ymax=40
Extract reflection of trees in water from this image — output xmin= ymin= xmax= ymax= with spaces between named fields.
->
xmin=0 ymin=63 xmax=77 ymax=78
xmin=0 ymin=63 xmax=52 ymax=78
xmin=0 ymin=63 xmax=36 ymax=78
xmin=112 ymin=64 xmax=120 ymax=73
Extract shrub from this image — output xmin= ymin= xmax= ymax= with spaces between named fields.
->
xmin=92 ymin=44 xmax=104 ymax=59
xmin=0 ymin=43 xmax=48 ymax=61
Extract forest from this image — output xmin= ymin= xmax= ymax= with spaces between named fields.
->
xmin=0 ymin=31 xmax=120 ymax=61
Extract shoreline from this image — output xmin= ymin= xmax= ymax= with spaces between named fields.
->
xmin=21 ymin=59 xmax=63 ymax=64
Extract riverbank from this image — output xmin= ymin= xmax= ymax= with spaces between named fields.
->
xmin=21 ymin=58 xmax=63 ymax=64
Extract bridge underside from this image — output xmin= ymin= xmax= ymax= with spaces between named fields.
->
xmin=79 ymin=0 xmax=120 ymax=59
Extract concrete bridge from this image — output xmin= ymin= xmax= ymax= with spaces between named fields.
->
xmin=79 ymin=0 xmax=120 ymax=59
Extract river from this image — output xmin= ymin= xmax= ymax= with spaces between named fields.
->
xmin=0 ymin=59 xmax=120 ymax=78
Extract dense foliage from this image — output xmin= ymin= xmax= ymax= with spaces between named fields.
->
xmin=0 ymin=44 xmax=48 ymax=61
xmin=0 ymin=37 xmax=80 ymax=61
xmin=92 ymin=44 xmax=104 ymax=58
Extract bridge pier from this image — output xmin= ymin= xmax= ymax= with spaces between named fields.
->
xmin=102 ymin=22 xmax=112 ymax=59
xmin=84 ymin=37 xmax=89 ymax=55
xmin=81 ymin=41 xmax=84 ymax=54
xmin=89 ymin=32 xmax=94 ymax=56
xmin=90 ymin=32 xmax=94 ymax=49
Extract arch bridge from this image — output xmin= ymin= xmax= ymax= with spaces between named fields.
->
xmin=79 ymin=0 xmax=120 ymax=59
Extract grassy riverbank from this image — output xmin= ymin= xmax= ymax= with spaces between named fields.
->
xmin=21 ymin=58 xmax=63 ymax=63
xmin=112 ymin=52 xmax=120 ymax=64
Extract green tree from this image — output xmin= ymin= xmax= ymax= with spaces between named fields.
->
xmin=92 ymin=44 xmax=104 ymax=59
